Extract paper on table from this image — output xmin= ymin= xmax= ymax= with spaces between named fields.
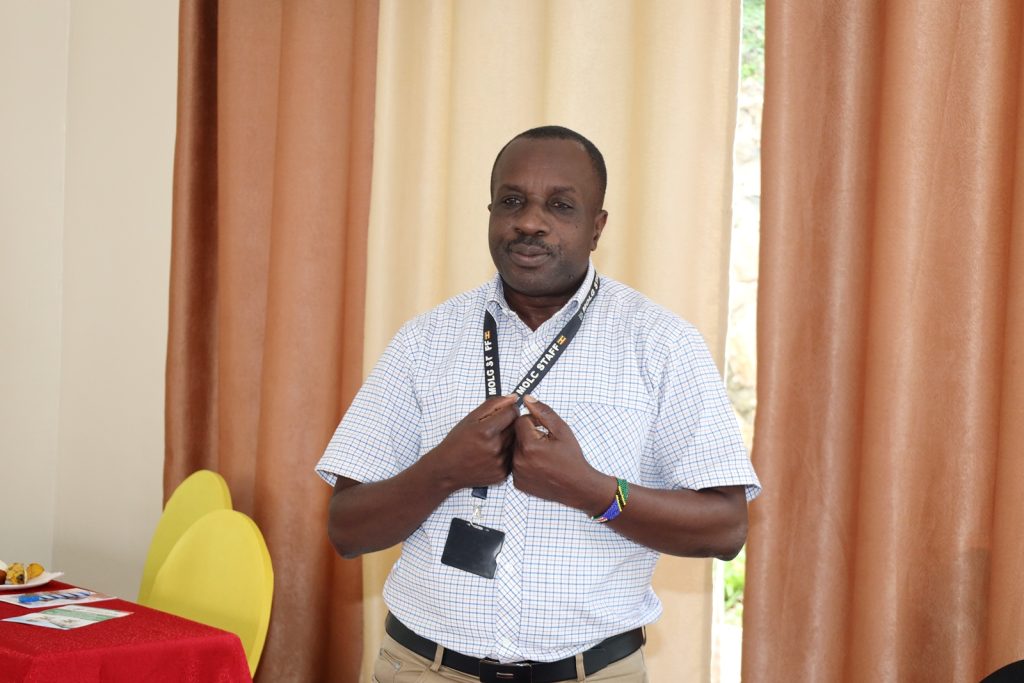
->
xmin=0 ymin=588 xmax=114 ymax=609
xmin=2 ymin=605 xmax=130 ymax=630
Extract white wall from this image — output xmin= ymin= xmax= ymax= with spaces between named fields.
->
xmin=0 ymin=0 xmax=178 ymax=600
xmin=0 ymin=0 xmax=70 ymax=569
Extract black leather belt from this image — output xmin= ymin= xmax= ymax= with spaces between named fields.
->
xmin=384 ymin=612 xmax=644 ymax=683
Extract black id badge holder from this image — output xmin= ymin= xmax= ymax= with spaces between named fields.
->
xmin=441 ymin=490 xmax=504 ymax=579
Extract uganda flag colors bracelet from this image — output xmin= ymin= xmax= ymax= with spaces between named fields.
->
xmin=592 ymin=478 xmax=630 ymax=523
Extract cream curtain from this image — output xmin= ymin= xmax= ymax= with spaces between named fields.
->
xmin=362 ymin=1 xmax=742 ymax=680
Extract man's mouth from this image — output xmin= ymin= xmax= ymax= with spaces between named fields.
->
xmin=507 ymin=242 xmax=551 ymax=266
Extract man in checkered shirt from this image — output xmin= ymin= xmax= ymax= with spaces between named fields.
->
xmin=317 ymin=126 xmax=760 ymax=682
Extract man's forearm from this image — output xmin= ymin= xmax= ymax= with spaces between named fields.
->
xmin=328 ymin=396 xmax=519 ymax=558
xmin=328 ymin=456 xmax=456 ymax=559
xmin=578 ymin=476 xmax=748 ymax=560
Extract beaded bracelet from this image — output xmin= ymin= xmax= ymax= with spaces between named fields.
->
xmin=592 ymin=478 xmax=630 ymax=523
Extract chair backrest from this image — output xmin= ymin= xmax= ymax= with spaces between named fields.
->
xmin=146 ymin=509 xmax=274 ymax=675
xmin=138 ymin=469 xmax=232 ymax=604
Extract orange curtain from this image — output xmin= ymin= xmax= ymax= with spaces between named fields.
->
xmin=167 ymin=1 xmax=378 ymax=680
xmin=745 ymin=2 xmax=1024 ymax=681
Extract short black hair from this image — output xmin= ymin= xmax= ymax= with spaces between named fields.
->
xmin=490 ymin=125 xmax=607 ymax=206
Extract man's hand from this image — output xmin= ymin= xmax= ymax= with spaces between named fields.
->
xmin=506 ymin=394 xmax=748 ymax=560
xmin=329 ymin=395 xmax=519 ymax=558
xmin=511 ymin=395 xmax=615 ymax=514
xmin=427 ymin=394 xmax=520 ymax=493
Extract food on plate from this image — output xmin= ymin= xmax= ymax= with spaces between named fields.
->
xmin=0 ymin=561 xmax=46 ymax=585
xmin=5 ymin=562 xmax=26 ymax=585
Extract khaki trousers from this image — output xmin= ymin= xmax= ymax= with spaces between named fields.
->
xmin=372 ymin=633 xmax=648 ymax=683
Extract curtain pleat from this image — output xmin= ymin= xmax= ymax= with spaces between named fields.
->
xmin=167 ymin=0 xmax=219 ymax=485
xmin=167 ymin=1 xmax=378 ymax=680
xmin=746 ymin=2 xmax=1024 ymax=680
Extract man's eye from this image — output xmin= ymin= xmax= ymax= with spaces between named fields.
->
xmin=501 ymin=196 xmax=522 ymax=207
xmin=551 ymin=201 xmax=574 ymax=211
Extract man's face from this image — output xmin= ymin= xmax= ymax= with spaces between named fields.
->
xmin=488 ymin=137 xmax=607 ymax=300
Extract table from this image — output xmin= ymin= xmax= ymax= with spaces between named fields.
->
xmin=0 ymin=580 xmax=252 ymax=682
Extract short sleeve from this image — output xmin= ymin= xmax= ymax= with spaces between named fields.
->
xmin=645 ymin=324 xmax=761 ymax=501
xmin=315 ymin=326 xmax=422 ymax=487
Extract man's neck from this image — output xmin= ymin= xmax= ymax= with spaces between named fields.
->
xmin=501 ymin=280 xmax=582 ymax=331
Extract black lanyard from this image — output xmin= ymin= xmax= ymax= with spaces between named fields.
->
xmin=473 ymin=275 xmax=600 ymax=500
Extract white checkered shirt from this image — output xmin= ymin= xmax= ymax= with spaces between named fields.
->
xmin=316 ymin=263 xmax=761 ymax=662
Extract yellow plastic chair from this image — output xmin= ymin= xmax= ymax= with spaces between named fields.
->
xmin=138 ymin=470 xmax=232 ymax=604
xmin=146 ymin=509 xmax=274 ymax=675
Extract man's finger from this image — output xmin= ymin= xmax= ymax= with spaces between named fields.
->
xmin=476 ymin=394 xmax=519 ymax=422
xmin=514 ymin=413 xmax=549 ymax=441
xmin=522 ymin=395 xmax=561 ymax=437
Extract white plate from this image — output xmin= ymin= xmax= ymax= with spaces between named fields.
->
xmin=0 ymin=571 xmax=64 ymax=591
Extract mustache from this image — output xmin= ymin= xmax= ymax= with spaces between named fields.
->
xmin=507 ymin=236 xmax=552 ymax=253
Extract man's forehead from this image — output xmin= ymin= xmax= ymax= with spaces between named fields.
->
xmin=494 ymin=138 xmax=594 ymax=183
xmin=499 ymin=136 xmax=588 ymax=163
xmin=495 ymin=180 xmax=580 ymax=194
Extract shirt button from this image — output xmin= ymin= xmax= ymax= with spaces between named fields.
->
xmin=501 ymin=637 xmax=512 ymax=648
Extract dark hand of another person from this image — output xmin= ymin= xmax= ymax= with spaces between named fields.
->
xmin=429 ymin=394 xmax=520 ymax=492
xmin=511 ymin=395 xmax=614 ymax=513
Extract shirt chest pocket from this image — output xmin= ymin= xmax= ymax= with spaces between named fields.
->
xmin=567 ymin=401 xmax=654 ymax=481
xmin=416 ymin=366 xmax=487 ymax=454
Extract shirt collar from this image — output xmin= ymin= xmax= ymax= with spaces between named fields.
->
xmin=486 ymin=261 xmax=597 ymax=322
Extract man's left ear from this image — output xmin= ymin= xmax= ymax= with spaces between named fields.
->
xmin=591 ymin=210 xmax=608 ymax=250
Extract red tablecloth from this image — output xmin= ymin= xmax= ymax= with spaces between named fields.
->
xmin=0 ymin=580 xmax=251 ymax=683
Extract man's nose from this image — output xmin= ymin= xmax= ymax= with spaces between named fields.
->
xmin=514 ymin=200 xmax=548 ymax=235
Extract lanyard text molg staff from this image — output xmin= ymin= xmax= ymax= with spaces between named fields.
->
xmin=473 ymin=275 xmax=601 ymax=501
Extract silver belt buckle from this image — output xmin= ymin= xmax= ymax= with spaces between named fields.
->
xmin=478 ymin=659 xmax=534 ymax=683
